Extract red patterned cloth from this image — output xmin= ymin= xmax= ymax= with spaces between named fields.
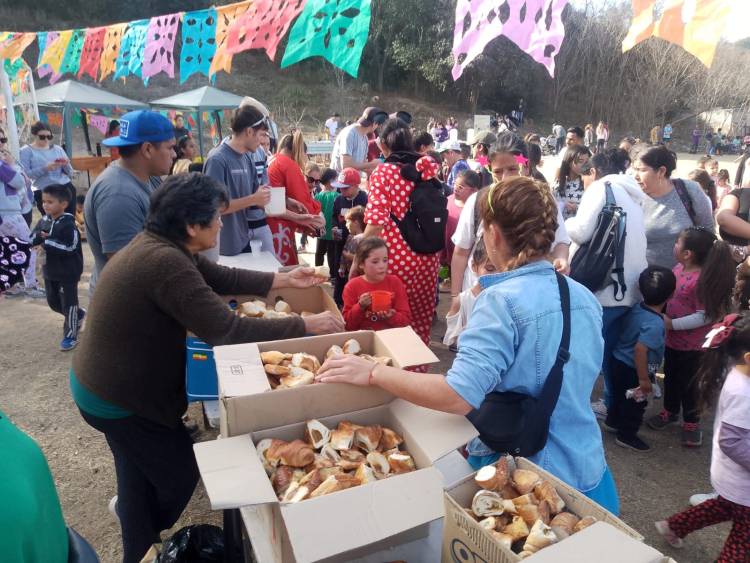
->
xmin=365 ymin=156 xmax=441 ymax=346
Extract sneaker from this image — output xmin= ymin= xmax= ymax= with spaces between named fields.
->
xmin=615 ymin=434 xmax=651 ymax=452
xmin=591 ymin=399 xmax=608 ymax=420
xmin=654 ymin=520 xmax=684 ymax=548
xmin=108 ymin=495 xmax=119 ymax=521
xmin=24 ymin=286 xmax=46 ymax=299
xmin=682 ymin=423 xmax=703 ymax=447
xmin=60 ymin=337 xmax=78 ymax=351
xmin=689 ymin=492 xmax=718 ymax=506
xmin=600 ymin=419 xmax=618 ymax=433
xmin=652 ymin=381 xmax=662 ymax=399
xmin=77 ymin=308 xmax=87 ymax=332
xmin=646 ymin=409 xmax=678 ymax=430
xmin=4 ymin=286 xmax=24 ymax=297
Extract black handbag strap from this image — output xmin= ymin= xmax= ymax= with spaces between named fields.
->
xmin=604 ymin=181 xmax=628 ymax=302
xmin=673 ymin=179 xmax=697 ymax=226
xmin=536 ymin=272 xmax=571 ymax=419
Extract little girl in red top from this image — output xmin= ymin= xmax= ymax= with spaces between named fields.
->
xmin=342 ymin=238 xmax=411 ymax=331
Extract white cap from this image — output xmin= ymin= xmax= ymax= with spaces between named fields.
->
xmin=438 ymin=140 xmax=463 ymax=153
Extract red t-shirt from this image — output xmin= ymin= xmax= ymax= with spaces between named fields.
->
xmin=666 ymin=263 xmax=709 ymax=351
xmin=342 ymin=274 xmax=412 ymax=331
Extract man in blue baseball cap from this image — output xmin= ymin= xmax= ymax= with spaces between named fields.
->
xmin=84 ymin=110 xmax=176 ymax=291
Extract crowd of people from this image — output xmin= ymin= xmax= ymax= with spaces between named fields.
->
xmin=2 ymin=99 xmax=750 ymax=563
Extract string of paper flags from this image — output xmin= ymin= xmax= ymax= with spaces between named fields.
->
xmin=0 ymin=0 xmax=373 ymax=85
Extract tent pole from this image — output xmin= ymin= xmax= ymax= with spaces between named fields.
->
xmin=80 ymin=109 xmax=92 ymax=154
xmin=27 ymin=68 xmax=39 ymax=120
xmin=62 ymin=104 xmax=73 ymax=157
xmin=0 ymin=59 xmax=21 ymax=159
xmin=214 ymin=109 xmax=222 ymax=143
xmin=197 ymin=110 xmax=205 ymax=158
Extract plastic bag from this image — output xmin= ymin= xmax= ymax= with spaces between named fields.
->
xmin=157 ymin=525 xmax=224 ymax=563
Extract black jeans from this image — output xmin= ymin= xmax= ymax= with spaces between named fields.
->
xmin=45 ymin=279 xmax=80 ymax=339
xmin=606 ymin=358 xmax=648 ymax=439
xmin=34 ymin=183 xmax=76 ymax=215
xmin=315 ymin=239 xmax=336 ymax=272
xmin=79 ymin=410 xmax=200 ymax=563
xmin=664 ymin=347 xmax=701 ymax=423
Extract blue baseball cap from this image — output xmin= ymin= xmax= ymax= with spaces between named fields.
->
xmin=102 ymin=110 xmax=175 ymax=147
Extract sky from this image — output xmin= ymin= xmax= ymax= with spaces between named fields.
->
xmin=569 ymin=0 xmax=750 ymax=42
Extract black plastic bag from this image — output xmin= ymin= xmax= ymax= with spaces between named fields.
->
xmin=157 ymin=525 xmax=224 ymax=563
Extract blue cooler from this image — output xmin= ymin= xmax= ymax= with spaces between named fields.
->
xmin=186 ymin=336 xmax=218 ymax=401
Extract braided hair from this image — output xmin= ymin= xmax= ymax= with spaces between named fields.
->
xmin=477 ymin=177 xmax=558 ymax=272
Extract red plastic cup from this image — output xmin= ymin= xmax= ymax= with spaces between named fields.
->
xmin=370 ymin=290 xmax=393 ymax=313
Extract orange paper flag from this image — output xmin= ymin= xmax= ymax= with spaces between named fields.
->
xmin=0 ymin=32 xmax=36 ymax=62
xmin=39 ymin=30 xmax=73 ymax=73
xmin=209 ymin=0 xmax=252 ymax=78
xmin=99 ymin=23 xmax=128 ymax=81
xmin=623 ymin=0 xmax=732 ymax=67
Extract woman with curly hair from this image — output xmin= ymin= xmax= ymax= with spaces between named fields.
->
xmin=317 ymin=176 xmax=619 ymax=514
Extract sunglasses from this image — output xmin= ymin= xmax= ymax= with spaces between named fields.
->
xmin=249 ymin=116 xmax=269 ymax=130
xmin=306 ymin=176 xmax=319 ymax=183
xmin=38 ymin=134 xmax=53 ymax=140
xmin=0 ymin=137 xmax=7 ymax=144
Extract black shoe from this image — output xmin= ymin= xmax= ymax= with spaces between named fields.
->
xmin=601 ymin=419 xmax=617 ymax=433
xmin=615 ymin=434 xmax=651 ymax=452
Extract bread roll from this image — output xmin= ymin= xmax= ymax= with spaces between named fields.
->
xmin=260 ymin=351 xmax=288 ymax=365
xmin=276 ymin=439 xmax=315 ymax=467
xmin=330 ymin=427 xmax=354 ymax=450
xmin=523 ymin=519 xmax=558 ymax=553
xmin=388 ymin=452 xmax=415 ymax=474
xmin=265 ymin=364 xmax=291 ymax=376
xmin=534 ymin=481 xmax=565 ymax=514
xmin=292 ymin=352 xmax=321 ymax=373
xmin=354 ymin=425 xmax=383 ymax=452
xmin=550 ymin=512 xmax=579 ymax=539
xmin=304 ymin=419 xmax=331 ymax=449
xmin=366 ymin=451 xmax=391 ymax=475
xmin=513 ymin=469 xmax=542 ymax=495
xmin=326 ymin=345 xmax=344 ymax=359
xmin=471 ymin=490 xmax=505 ymax=517
xmin=378 ymin=427 xmax=403 ymax=450
xmin=502 ymin=515 xmax=530 ymax=542
xmin=338 ymin=449 xmax=366 ymax=470
xmin=475 ymin=464 xmax=504 ymax=491
xmin=573 ymin=515 xmax=597 ymax=533
xmin=274 ymin=300 xmax=293 ymax=314
xmin=342 ymin=338 xmax=361 ymax=355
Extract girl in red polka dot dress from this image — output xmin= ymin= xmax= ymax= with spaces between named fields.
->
xmin=364 ymin=119 xmax=442 ymax=348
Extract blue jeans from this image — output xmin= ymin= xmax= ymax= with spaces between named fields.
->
xmin=601 ymin=306 xmax=630 ymax=410
xmin=467 ymin=453 xmax=620 ymax=516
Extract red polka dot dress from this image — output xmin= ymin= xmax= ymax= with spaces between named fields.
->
xmin=365 ymin=156 xmax=441 ymax=346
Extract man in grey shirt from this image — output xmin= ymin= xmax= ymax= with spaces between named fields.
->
xmin=204 ymin=105 xmax=272 ymax=256
xmin=330 ymin=106 xmax=387 ymax=173
xmin=85 ymin=110 xmax=175 ymax=291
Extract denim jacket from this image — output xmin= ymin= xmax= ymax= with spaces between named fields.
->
xmin=445 ymin=261 xmax=607 ymax=492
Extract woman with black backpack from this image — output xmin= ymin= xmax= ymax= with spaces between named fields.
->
xmin=362 ymin=119 xmax=444 ymax=349
xmin=565 ymin=148 xmax=648 ymax=421
xmin=317 ymin=176 xmax=619 ymax=515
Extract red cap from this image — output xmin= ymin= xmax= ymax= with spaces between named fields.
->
xmin=332 ymin=168 xmax=361 ymax=189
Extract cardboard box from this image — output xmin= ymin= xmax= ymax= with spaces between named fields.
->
xmin=214 ymin=327 xmax=439 ymax=414
xmin=442 ymin=457 xmax=644 ymax=563
xmin=194 ymin=384 xmax=478 ymax=562
xmin=226 ymin=286 xmax=342 ymax=321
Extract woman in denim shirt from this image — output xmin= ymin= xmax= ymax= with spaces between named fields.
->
xmin=318 ymin=176 xmax=619 ymax=515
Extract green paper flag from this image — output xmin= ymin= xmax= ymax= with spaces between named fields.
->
xmin=280 ymin=0 xmax=372 ymax=78
xmin=60 ymin=29 xmax=87 ymax=77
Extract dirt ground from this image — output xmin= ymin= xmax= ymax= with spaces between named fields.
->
xmin=0 ymin=152 xmax=738 ymax=562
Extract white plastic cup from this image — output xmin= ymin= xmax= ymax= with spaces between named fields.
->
xmin=264 ymin=186 xmax=286 ymax=216
xmin=249 ymin=240 xmax=262 ymax=254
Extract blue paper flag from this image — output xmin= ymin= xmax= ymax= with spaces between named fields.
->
xmin=114 ymin=19 xmax=149 ymax=80
xmin=180 ymin=8 xmax=217 ymax=84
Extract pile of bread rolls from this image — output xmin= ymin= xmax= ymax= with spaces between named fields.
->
xmin=261 ymin=339 xmax=392 ymax=390
xmin=236 ymin=267 xmax=329 ymax=320
xmin=463 ymin=459 xmax=597 ymax=558
xmin=257 ymin=418 xmax=416 ymax=503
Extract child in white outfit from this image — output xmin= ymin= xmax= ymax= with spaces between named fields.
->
xmin=444 ymin=239 xmax=496 ymax=348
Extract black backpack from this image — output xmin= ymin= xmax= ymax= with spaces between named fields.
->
xmin=569 ymin=181 xmax=628 ymax=300
xmin=390 ymin=163 xmax=448 ymax=254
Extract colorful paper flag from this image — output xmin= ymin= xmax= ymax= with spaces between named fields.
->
xmin=180 ymin=8 xmax=217 ymax=83
xmin=39 ymin=29 xmax=73 ymax=74
xmin=59 ymin=29 xmax=86 ymax=76
xmin=114 ymin=19 xmax=149 ymax=80
xmin=281 ymin=0 xmax=372 ymax=77
xmin=100 ymin=23 xmax=128 ymax=81
xmin=0 ymin=32 xmax=36 ymax=62
xmin=451 ymin=0 xmax=569 ymax=79
xmin=622 ymin=0 xmax=732 ymax=67
xmin=225 ymin=0 xmax=307 ymax=61
xmin=209 ymin=0 xmax=252 ymax=78
xmin=88 ymin=114 xmax=110 ymax=134
xmin=142 ymin=12 xmax=182 ymax=81
xmin=78 ymin=27 xmax=106 ymax=81
xmin=4 ymin=58 xmax=26 ymax=81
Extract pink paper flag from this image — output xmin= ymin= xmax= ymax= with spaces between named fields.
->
xmin=142 ymin=12 xmax=182 ymax=81
xmin=88 ymin=114 xmax=109 ymax=135
xmin=225 ymin=0 xmax=307 ymax=61
xmin=452 ymin=0 xmax=569 ymax=80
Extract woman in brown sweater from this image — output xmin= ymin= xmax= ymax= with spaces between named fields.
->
xmin=71 ymin=173 xmax=343 ymax=563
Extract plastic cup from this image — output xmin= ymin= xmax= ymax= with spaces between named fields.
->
xmin=264 ymin=186 xmax=286 ymax=216
xmin=249 ymin=240 xmax=263 ymax=254
xmin=370 ymin=290 xmax=393 ymax=313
